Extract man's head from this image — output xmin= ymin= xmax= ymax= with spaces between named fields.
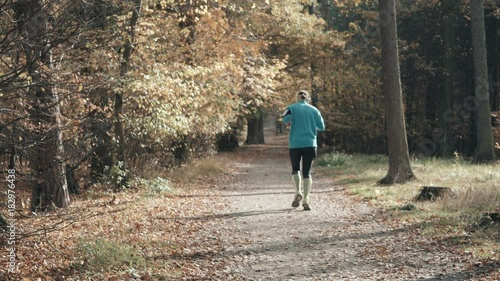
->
xmin=297 ymin=90 xmax=309 ymax=102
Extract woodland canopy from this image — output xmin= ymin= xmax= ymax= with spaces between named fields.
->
xmin=0 ymin=0 xmax=499 ymax=209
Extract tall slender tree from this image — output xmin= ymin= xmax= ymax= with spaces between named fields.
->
xmin=377 ymin=0 xmax=415 ymax=184
xmin=471 ymin=0 xmax=496 ymax=163
xmin=438 ymin=0 xmax=457 ymax=158
xmin=113 ymin=0 xmax=142 ymax=188
xmin=14 ymin=0 xmax=70 ymax=209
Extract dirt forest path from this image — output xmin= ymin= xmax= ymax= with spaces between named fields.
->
xmin=211 ymin=119 xmax=491 ymax=281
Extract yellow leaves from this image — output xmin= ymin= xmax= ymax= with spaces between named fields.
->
xmin=333 ymin=0 xmax=363 ymax=8
xmin=124 ymin=61 xmax=245 ymax=145
xmin=179 ymin=28 xmax=192 ymax=40
xmin=84 ymin=0 xmax=288 ymax=147
xmin=18 ymin=71 xmax=32 ymax=85
xmin=349 ymin=22 xmax=360 ymax=32
xmin=194 ymin=5 xmax=209 ymax=15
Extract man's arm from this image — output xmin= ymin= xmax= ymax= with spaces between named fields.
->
xmin=282 ymin=108 xmax=292 ymax=125
xmin=316 ymin=110 xmax=325 ymax=131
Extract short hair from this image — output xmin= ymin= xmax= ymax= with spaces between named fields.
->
xmin=297 ymin=90 xmax=309 ymax=100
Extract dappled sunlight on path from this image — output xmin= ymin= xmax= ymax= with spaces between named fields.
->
xmin=213 ymin=119 xmax=494 ymax=281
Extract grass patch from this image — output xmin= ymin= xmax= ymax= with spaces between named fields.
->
xmin=132 ymin=176 xmax=173 ymax=194
xmin=168 ymin=155 xmax=229 ymax=187
xmin=319 ymin=152 xmax=500 ymax=259
xmin=316 ymin=152 xmax=352 ymax=168
xmin=396 ymin=203 xmax=417 ymax=211
xmin=129 ymin=154 xmax=230 ymax=192
xmin=76 ymin=238 xmax=146 ymax=272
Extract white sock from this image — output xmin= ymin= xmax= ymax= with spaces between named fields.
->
xmin=292 ymin=174 xmax=302 ymax=196
xmin=303 ymin=178 xmax=312 ymax=204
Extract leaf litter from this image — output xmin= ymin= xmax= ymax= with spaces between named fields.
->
xmin=1 ymin=134 xmax=498 ymax=280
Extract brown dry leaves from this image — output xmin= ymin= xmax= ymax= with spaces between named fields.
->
xmin=0 ymin=171 xmax=238 ymax=280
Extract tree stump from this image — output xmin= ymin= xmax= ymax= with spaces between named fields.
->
xmin=415 ymin=186 xmax=453 ymax=201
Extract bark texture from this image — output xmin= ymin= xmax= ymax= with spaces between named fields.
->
xmin=471 ymin=0 xmax=496 ymax=163
xmin=377 ymin=0 xmax=415 ymax=184
xmin=15 ymin=0 xmax=70 ymax=210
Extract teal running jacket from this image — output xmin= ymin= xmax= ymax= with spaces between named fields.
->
xmin=282 ymin=100 xmax=325 ymax=149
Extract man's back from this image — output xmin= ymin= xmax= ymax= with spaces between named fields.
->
xmin=283 ymin=100 xmax=325 ymax=149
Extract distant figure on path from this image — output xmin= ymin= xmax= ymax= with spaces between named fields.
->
xmin=282 ymin=90 xmax=325 ymax=211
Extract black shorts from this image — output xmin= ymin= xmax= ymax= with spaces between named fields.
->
xmin=289 ymin=147 xmax=317 ymax=178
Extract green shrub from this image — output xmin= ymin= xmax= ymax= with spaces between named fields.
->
xmin=317 ymin=152 xmax=351 ymax=168
xmin=133 ymin=177 xmax=173 ymax=193
xmin=76 ymin=238 xmax=146 ymax=271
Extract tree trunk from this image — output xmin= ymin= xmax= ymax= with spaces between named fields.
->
xmin=113 ymin=0 xmax=142 ymax=188
xmin=246 ymin=117 xmax=259 ymax=144
xmin=217 ymin=130 xmax=239 ymax=151
xmin=15 ymin=0 xmax=70 ymax=210
xmin=496 ymin=15 xmax=500 ymax=112
xmin=246 ymin=114 xmax=265 ymax=145
xmin=113 ymin=92 xmax=128 ymax=188
xmin=377 ymin=0 xmax=415 ymax=185
xmin=257 ymin=115 xmax=265 ymax=144
xmin=319 ymin=0 xmax=333 ymax=30
xmin=173 ymin=136 xmax=188 ymax=165
xmin=496 ymin=18 xmax=500 ymax=111
xmin=439 ymin=0 xmax=456 ymax=158
xmin=9 ymin=125 xmax=17 ymax=170
xmin=310 ymin=56 xmax=322 ymax=148
xmin=30 ymin=86 xmax=69 ymax=211
xmin=90 ymin=89 xmax=113 ymax=181
xmin=309 ymin=3 xmax=322 ymax=147
xmin=471 ymin=0 xmax=496 ymax=163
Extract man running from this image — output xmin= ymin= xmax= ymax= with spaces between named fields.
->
xmin=282 ymin=90 xmax=325 ymax=211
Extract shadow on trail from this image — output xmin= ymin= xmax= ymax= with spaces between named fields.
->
xmin=176 ymin=191 xmax=295 ymax=198
xmin=417 ymin=262 xmax=500 ymax=281
xmin=162 ymin=208 xmax=294 ymax=221
xmin=153 ymin=226 xmax=410 ymax=274
xmin=220 ymin=226 xmax=410 ymax=257
xmin=417 ymin=273 xmax=472 ymax=281
xmin=175 ymin=188 xmax=342 ymax=199
xmin=153 ymin=219 xmax=500 ymax=281
xmin=154 ymin=250 xmax=220 ymax=263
